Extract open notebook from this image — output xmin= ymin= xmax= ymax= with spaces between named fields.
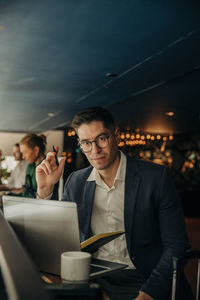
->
xmin=2 ymin=196 xmax=127 ymax=278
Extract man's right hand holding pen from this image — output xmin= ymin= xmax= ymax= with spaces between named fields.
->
xmin=36 ymin=146 xmax=66 ymax=199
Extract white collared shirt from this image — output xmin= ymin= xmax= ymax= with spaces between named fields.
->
xmin=88 ymin=151 xmax=135 ymax=268
xmin=7 ymin=160 xmax=28 ymax=188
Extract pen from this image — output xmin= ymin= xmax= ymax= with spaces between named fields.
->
xmin=52 ymin=145 xmax=59 ymax=166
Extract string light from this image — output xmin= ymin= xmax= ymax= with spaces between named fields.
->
xmin=66 ymin=127 xmax=174 ymax=148
xmin=117 ymin=130 xmax=174 ymax=147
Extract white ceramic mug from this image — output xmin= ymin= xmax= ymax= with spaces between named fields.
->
xmin=61 ymin=251 xmax=91 ymax=283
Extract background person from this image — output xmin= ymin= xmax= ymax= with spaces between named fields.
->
xmin=18 ymin=133 xmax=58 ymax=199
xmin=36 ymin=107 xmax=193 ymax=300
xmin=0 ymin=143 xmax=28 ymax=192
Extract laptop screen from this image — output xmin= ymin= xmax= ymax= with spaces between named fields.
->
xmin=2 ymin=196 xmax=81 ymax=275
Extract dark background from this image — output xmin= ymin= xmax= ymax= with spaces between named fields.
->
xmin=0 ymin=0 xmax=200 ymax=216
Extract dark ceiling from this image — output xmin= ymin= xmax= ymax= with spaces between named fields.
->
xmin=0 ymin=0 xmax=200 ymax=134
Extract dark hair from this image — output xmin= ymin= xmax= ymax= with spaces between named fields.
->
xmin=14 ymin=143 xmax=20 ymax=148
xmin=71 ymin=107 xmax=116 ymax=133
xmin=20 ymin=133 xmax=47 ymax=155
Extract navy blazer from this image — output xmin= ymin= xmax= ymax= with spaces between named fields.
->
xmin=62 ymin=155 xmax=190 ymax=299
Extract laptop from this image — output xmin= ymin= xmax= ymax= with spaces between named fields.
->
xmin=2 ymin=196 xmax=127 ymax=278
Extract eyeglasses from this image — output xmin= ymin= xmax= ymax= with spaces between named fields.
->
xmin=79 ymin=134 xmax=110 ymax=153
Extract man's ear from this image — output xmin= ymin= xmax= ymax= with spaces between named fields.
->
xmin=115 ymin=129 xmax=121 ymax=144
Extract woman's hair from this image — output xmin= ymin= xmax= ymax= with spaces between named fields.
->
xmin=71 ymin=106 xmax=116 ymax=133
xmin=20 ymin=133 xmax=47 ymax=155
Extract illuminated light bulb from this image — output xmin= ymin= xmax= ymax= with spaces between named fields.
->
xmin=131 ymin=135 xmax=135 ymax=140
xmin=118 ymin=142 xmax=125 ymax=147
xmin=168 ymin=158 xmax=173 ymax=164
xmin=141 ymin=135 xmax=145 ymax=140
xmin=151 ymin=136 xmax=155 ymax=140
xmin=165 ymin=151 xmax=170 ymax=157
xmin=71 ymin=131 xmax=76 ymax=136
xmin=169 ymin=135 xmax=173 ymax=140
xmin=146 ymin=134 xmax=151 ymax=139
xmin=68 ymin=132 xmax=71 ymax=136
xmin=136 ymin=134 xmax=140 ymax=139
xmin=163 ymin=136 xmax=167 ymax=141
xmin=126 ymin=133 xmax=130 ymax=139
xmin=121 ymin=134 xmax=125 ymax=139
xmin=156 ymin=135 xmax=161 ymax=140
xmin=165 ymin=111 xmax=174 ymax=117
xmin=189 ymin=163 xmax=194 ymax=169
xmin=48 ymin=112 xmax=55 ymax=117
xmin=67 ymin=153 xmax=72 ymax=157
xmin=67 ymin=158 xmax=72 ymax=163
xmin=126 ymin=141 xmax=129 ymax=145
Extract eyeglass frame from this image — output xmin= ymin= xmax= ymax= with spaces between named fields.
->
xmin=78 ymin=134 xmax=111 ymax=153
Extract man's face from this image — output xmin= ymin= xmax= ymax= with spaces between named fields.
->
xmin=12 ymin=146 xmax=22 ymax=161
xmin=77 ymin=121 xmax=119 ymax=171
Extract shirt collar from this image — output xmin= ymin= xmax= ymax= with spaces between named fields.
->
xmin=87 ymin=150 xmax=126 ymax=184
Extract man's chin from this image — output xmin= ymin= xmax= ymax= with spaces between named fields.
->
xmin=92 ymin=161 xmax=110 ymax=170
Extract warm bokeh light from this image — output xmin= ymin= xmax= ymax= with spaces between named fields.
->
xmin=165 ymin=111 xmax=174 ymax=117
xmin=71 ymin=130 xmax=76 ymax=136
xmin=118 ymin=141 xmax=125 ymax=147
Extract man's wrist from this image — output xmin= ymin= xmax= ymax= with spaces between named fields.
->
xmin=37 ymin=186 xmax=54 ymax=199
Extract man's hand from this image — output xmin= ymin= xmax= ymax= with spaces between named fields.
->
xmin=36 ymin=147 xmax=66 ymax=198
xmin=134 ymin=291 xmax=154 ymax=300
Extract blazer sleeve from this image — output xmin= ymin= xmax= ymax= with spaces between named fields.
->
xmin=61 ymin=171 xmax=75 ymax=202
xmin=140 ymin=167 xmax=191 ymax=299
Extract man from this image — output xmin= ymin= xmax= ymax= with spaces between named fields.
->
xmin=36 ymin=107 xmax=192 ymax=300
xmin=0 ymin=143 xmax=28 ymax=192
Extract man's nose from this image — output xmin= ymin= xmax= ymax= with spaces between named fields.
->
xmin=91 ymin=141 xmax=101 ymax=153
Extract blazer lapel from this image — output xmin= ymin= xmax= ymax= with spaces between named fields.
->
xmin=82 ymin=180 xmax=96 ymax=238
xmin=124 ymin=156 xmax=140 ymax=252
